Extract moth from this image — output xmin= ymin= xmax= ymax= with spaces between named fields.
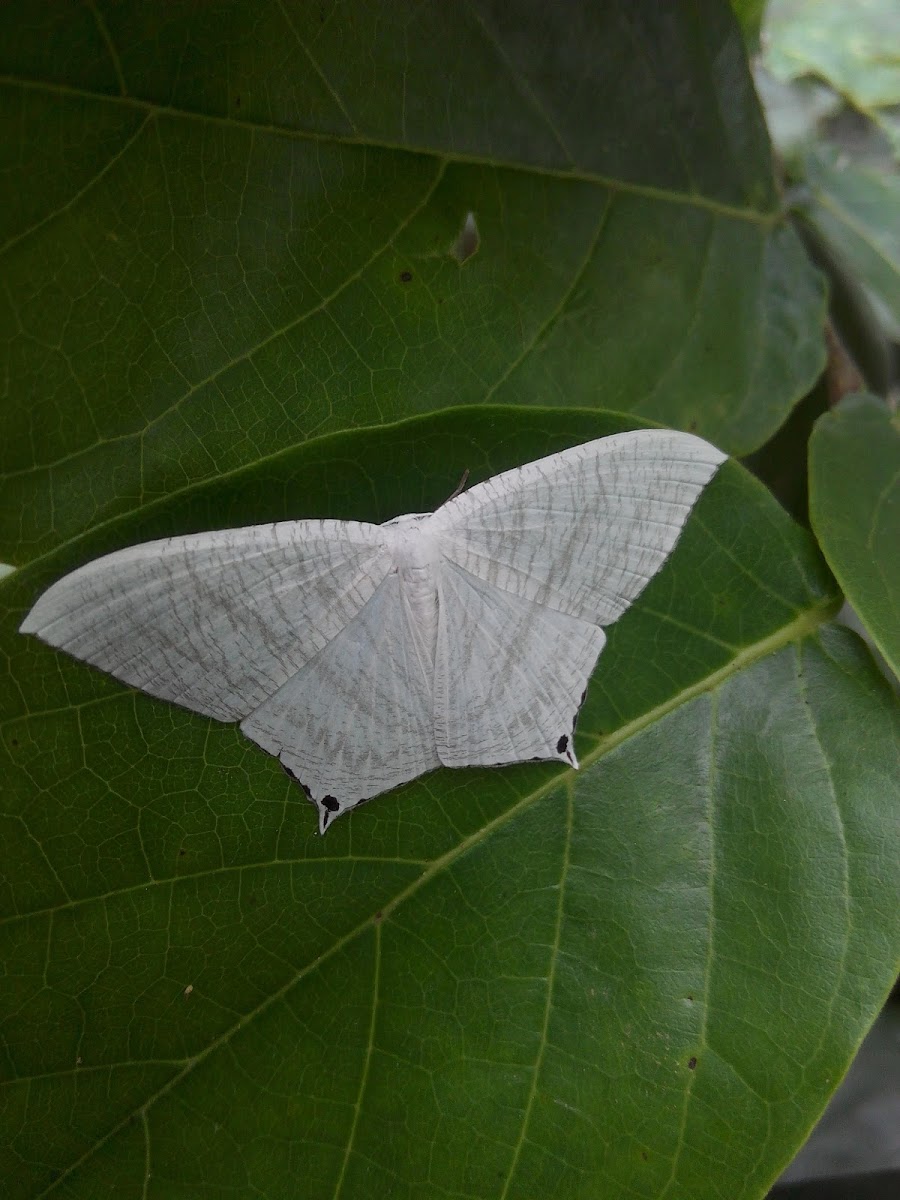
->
xmin=21 ymin=429 xmax=725 ymax=831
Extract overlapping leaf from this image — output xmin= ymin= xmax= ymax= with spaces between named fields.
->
xmin=763 ymin=0 xmax=900 ymax=150
xmin=0 ymin=0 xmax=824 ymax=564
xmin=797 ymin=150 xmax=900 ymax=340
xmin=764 ymin=0 xmax=900 ymax=106
xmin=810 ymin=394 xmax=900 ymax=677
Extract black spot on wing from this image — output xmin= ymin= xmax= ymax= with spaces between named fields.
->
xmin=321 ymin=795 xmax=340 ymax=813
xmin=556 ymin=735 xmax=568 ymax=754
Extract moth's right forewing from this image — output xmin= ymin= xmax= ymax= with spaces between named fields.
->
xmin=21 ymin=520 xmax=392 ymax=721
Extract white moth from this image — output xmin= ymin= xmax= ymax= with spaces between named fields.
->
xmin=21 ymin=429 xmax=725 ymax=832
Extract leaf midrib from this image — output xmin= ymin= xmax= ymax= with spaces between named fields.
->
xmin=0 ymin=74 xmax=780 ymax=226
xmin=2 ymin=593 xmax=841 ymax=932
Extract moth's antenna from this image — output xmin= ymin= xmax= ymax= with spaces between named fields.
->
xmin=444 ymin=469 xmax=470 ymax=505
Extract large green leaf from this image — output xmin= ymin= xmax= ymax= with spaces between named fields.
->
xmin=3 ymin=406 xmax=900 ymax=1200
xmin=0 ymin=0 xmax=825 ymax=565
xmin=809 ymin=393 xmax=900 ymax=677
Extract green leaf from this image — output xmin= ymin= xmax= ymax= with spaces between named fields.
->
xmin=751 ymin=67 xmax=842 ymax=161
xmin=730 ymin=0 xmax=767 ymax=51
xmin=0 ymin=1 xmax=826 ymax=566
xmin=791 ymin=214 xmax=893 ymax=398
xmin=809 ymin=394 xmax=900 ymax=677
xmin=763 ymin=0 xmax=900 ymax=111
xmin=795 ymin=148 xmax=900 ymax=340
xmin=3 ymin=406 xmax=900 ymax=1200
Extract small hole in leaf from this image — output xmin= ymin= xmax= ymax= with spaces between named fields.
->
xmin=688 ymin=1056 xmax=697 ymax=1070
xmin=452 ymin=211 xmax=480 ymax=263
xmin=399 ymin=269 xmax=413 ymax=283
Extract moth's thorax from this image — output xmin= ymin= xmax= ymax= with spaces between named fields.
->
xmin=383 ymin=513 xmax=441 ymax=575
